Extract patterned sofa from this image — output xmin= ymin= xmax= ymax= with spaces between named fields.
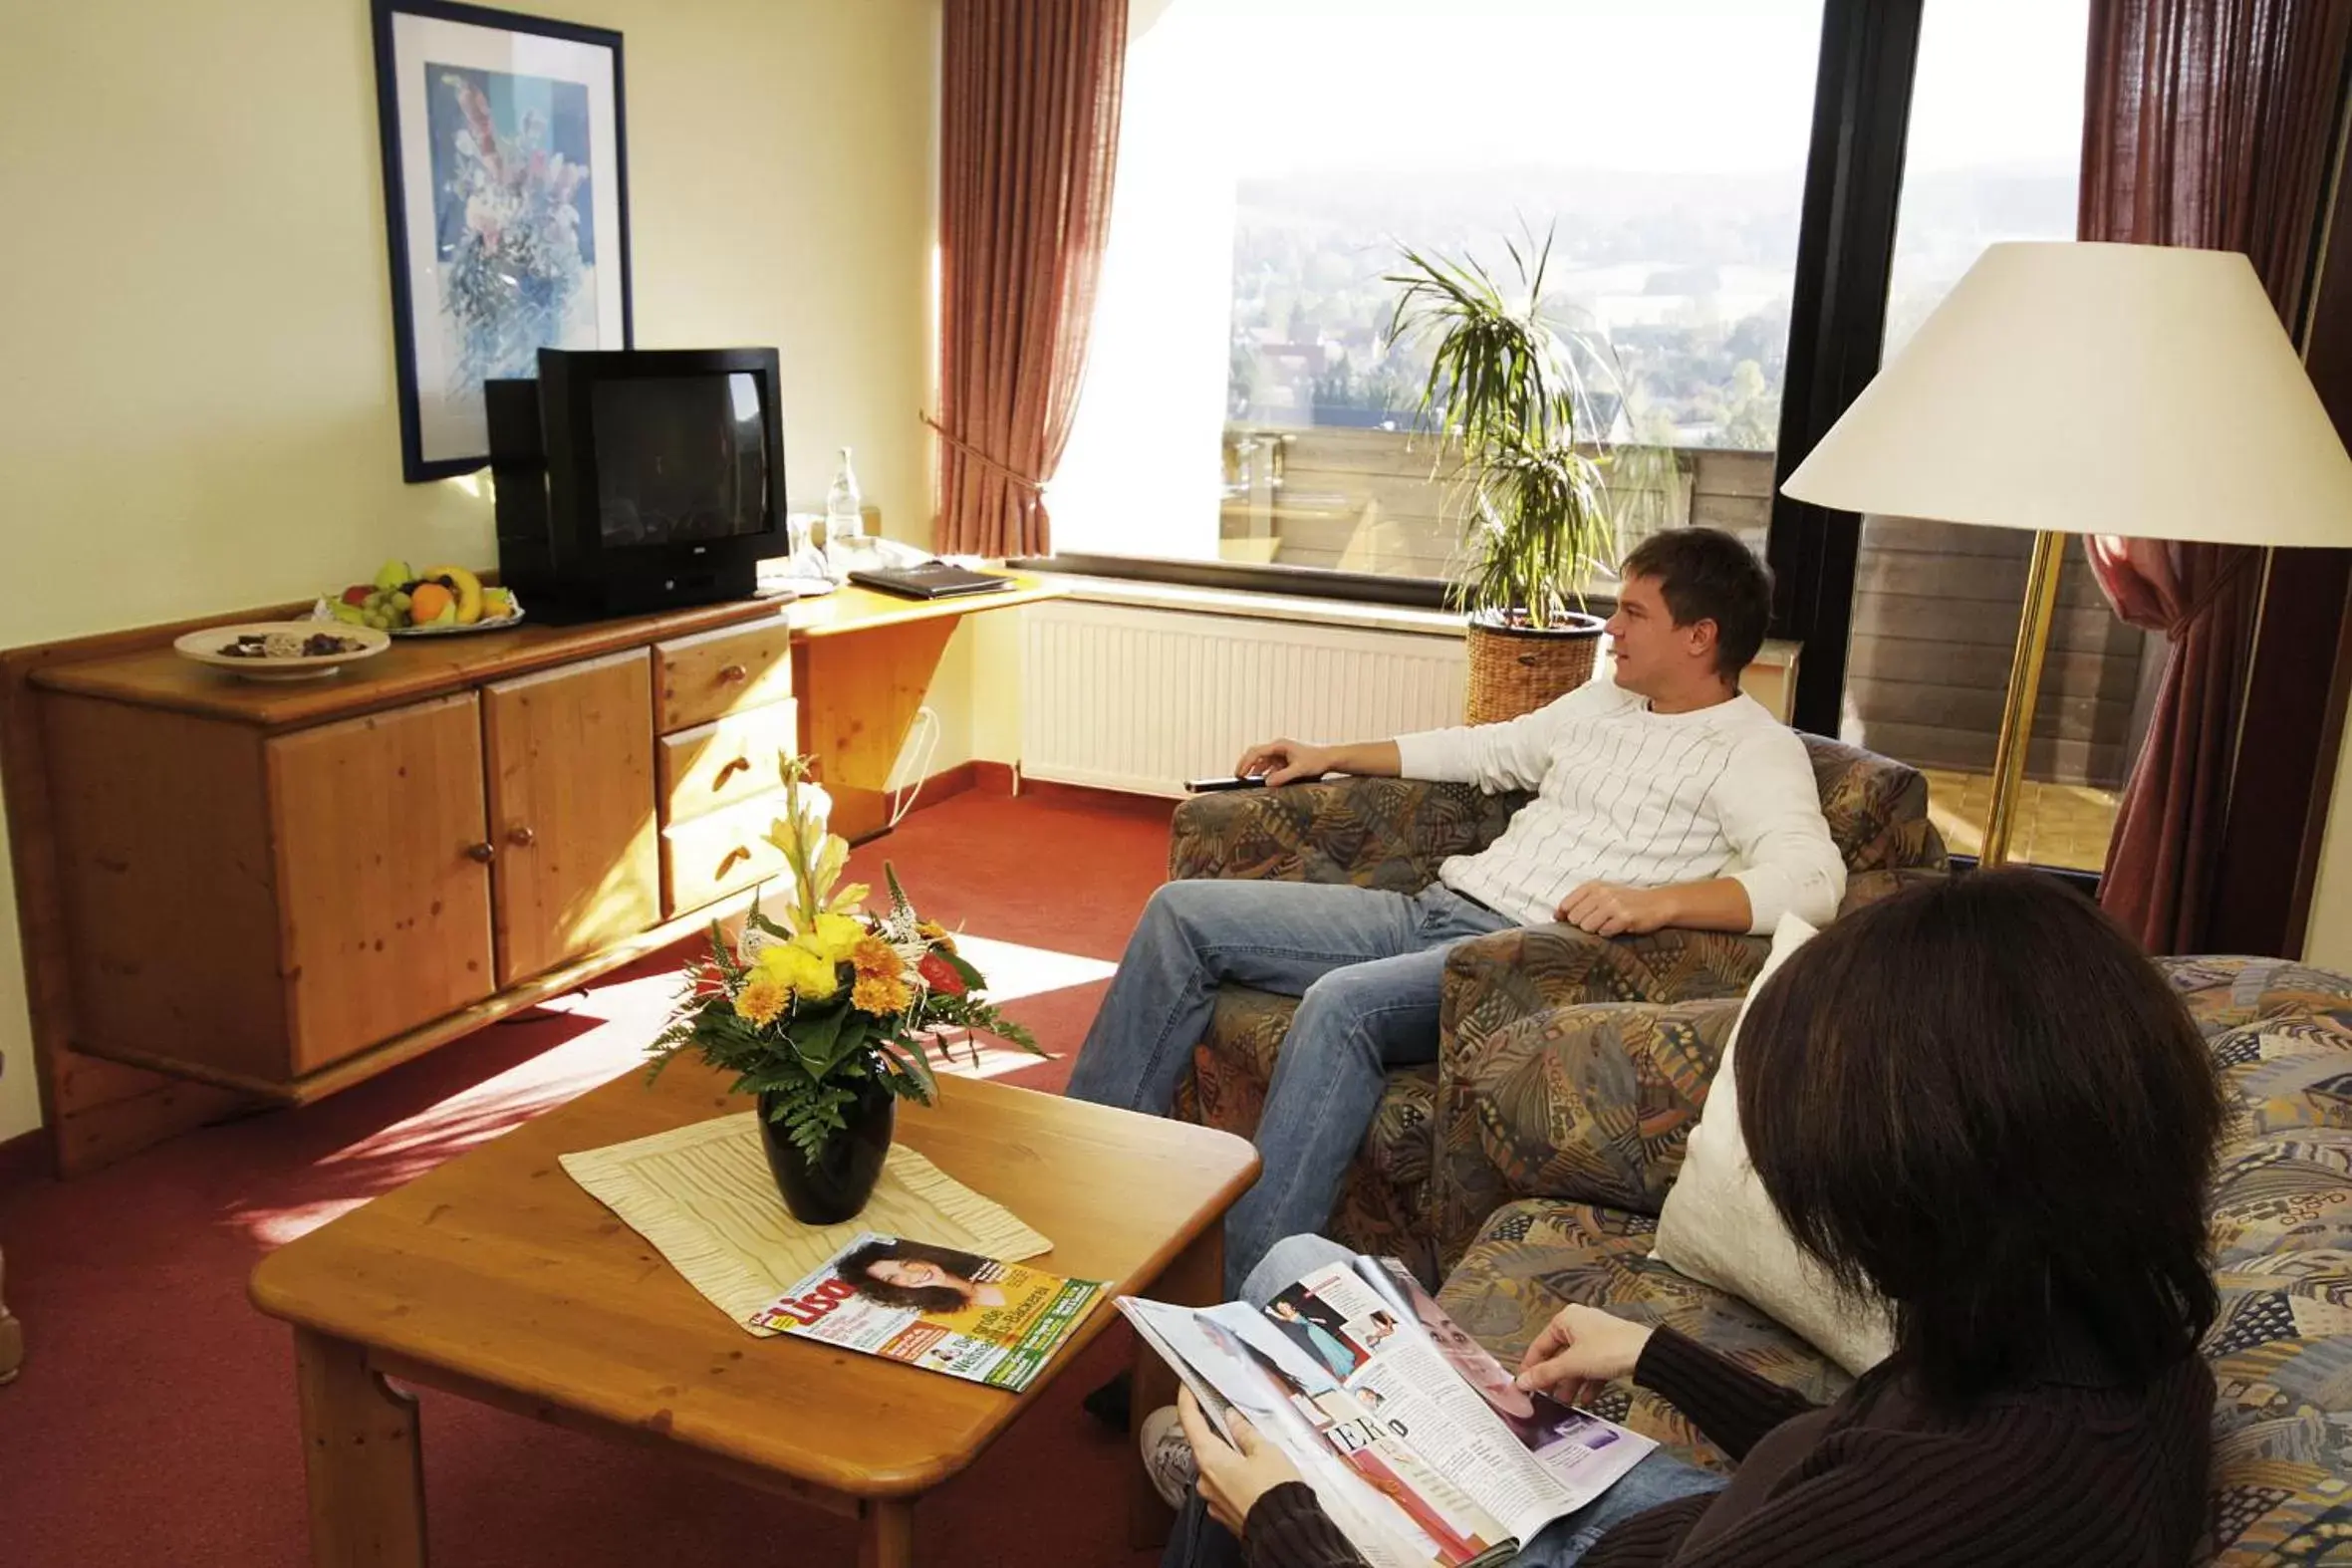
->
xmin=1166 ymin=734 xmax=1947 ymax=1280
xmin=1429 ymin=958 xmax=2352 ymax=1564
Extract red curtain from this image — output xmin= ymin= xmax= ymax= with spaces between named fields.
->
xmin=933 ymin=0 xmax=1128 ymax=558
xmin=2080 ymin=0 xmax=2351 ymax=952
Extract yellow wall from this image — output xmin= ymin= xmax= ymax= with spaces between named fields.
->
xmin=0 ymin=0 xmax=942 ymax=1143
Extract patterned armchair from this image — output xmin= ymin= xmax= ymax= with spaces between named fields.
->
xmin=1164 ymin=734 xmax=1948 ymax=1280
xmin=1429 ymin=958 xmax=2352 ymax=1564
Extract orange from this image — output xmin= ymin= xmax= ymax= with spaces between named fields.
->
xmin=409 ymin=582 xmax=454 ymax=624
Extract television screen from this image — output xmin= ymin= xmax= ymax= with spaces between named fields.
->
xmin=591 ymin=373 xmax=770 ymax=546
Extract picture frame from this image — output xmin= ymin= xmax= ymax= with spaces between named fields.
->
xmin=370 ymin=0 xmax=633 ymax=482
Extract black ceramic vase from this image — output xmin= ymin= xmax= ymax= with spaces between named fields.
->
xmin=757 ymin=1076 xmax=896 ymax=1224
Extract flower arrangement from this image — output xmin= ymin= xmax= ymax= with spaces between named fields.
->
xmin=437 ymin=71 xmax=591 ymax=395
xmin=647 ymin=757 xmax=1039 ymax=1162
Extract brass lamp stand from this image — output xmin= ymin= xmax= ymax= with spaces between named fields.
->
xmin=1976 ymin=529 xmax=2068 ymax=868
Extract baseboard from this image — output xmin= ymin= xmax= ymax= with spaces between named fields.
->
xmin=1005 ymin=774 xmax=1181 ymax=817
xmin=907 ymin=758 xmax=1174 ymax=818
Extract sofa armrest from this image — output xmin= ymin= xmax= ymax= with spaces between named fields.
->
xmin=1432 ymin=993 xmax=1741 ymax=1270
xmin=1436 ymin=869 xmax=1945 ymax=1049
xmin=1439 ymin=924 xmax=1764 ymax=1055
xmin=1169 ymin=776 xmax=1526 ymax=890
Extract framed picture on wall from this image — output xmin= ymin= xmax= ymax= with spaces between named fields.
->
xmin=370 ymin=0 xmax=633 ymax=481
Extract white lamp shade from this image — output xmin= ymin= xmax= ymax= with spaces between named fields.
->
xmin=1781 ymin=241 xmax=2352 ymax=548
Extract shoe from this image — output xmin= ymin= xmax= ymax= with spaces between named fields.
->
xmin=1141 ymin=1404 xmax=1196 ymax=1510
xmin=1082 ymin=1368 xmax=1133 ymax=1431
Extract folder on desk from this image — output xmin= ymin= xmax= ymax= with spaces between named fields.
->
xmin=847 ymin=562 xmax=1015 ymax=601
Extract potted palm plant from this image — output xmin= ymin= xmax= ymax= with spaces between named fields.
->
xmin=1387 ymin=232 xmax=1646 ymax=721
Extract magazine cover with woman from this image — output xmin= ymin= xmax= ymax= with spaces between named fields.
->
xmin=751 ymin=1233 xmax=1102 ymax=1393
xmin=1120 ymin=1253 xmax=1654 ymax=1568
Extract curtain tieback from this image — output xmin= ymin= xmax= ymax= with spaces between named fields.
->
xmin=920 ymin=412 xmax=1046 ymax=495
xmin=2164 ymin=548 xmax=2258 ymax=639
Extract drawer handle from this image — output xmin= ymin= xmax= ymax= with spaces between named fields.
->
xmin=712 ymin=755 xmax=752 ymax=788
xmin=715 ymin=846 xmax=751 ymax=878
xmin=508 ymin=826 xmax=537 ymax=848
xmin=716 ymin=662 xmax=750 ymax=684
xmin=465 ymin=841 xmax=496 ymax=865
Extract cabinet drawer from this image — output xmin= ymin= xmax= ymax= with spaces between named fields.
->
xmin=655 ymin=618 xmax=793 ymax=733
xmin=663 ymin=791 xmax=791 ymax=916
xmin=657 ymin=700 xmax=799 ymax=827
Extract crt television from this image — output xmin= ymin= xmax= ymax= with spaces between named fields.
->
xmin=486 ymin=347 xmax=785 ymax=618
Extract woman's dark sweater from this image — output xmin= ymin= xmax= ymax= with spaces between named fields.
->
xmin=1241 ymin=1326 xmax=2213 ymax=1567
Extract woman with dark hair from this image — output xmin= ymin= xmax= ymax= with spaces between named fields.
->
xmin=835 ymin=1237 xmax=1008 ymax=1313
xmin=1165 ymin=870 xmax=2224 ymax=1566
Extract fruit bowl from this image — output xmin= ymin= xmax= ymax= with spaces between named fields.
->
xmin=388 ymin=604 xmax=526 ymax=638
xmin=327 ymin=559 xmax=520 ymax=635
xmin=174 ymin=623 xmax=392 ymax=681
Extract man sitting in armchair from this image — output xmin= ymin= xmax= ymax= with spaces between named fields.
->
xmin=1067 ymin=527 xmax=1844 ymax=1294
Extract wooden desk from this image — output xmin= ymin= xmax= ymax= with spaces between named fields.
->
xmin=784 ymin=580 xmax=1060 ymax=842
xmin=248 ymin=1068 xmax=1256 ymax=1567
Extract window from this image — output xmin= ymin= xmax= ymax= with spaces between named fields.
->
xmin=1051 ymin=0 xmax=1826 ymax=588
xmin=1833 ymin=0 xmax=2129 ymax=874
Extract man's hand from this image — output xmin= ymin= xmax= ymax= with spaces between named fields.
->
xmin=1176 ymin=1388 xmax=1303 ymax=1536
xmin=1235 ymin=738 xmax=1339 ymax=787
xmin=1515 ymin=1304 xmax=1656 ymax=1410
xmin=1554 ymin=882 xmax=1681 ymax=936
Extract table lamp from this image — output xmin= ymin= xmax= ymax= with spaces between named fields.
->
xmin=1782 ymin=241 xmax=2352 ymax=866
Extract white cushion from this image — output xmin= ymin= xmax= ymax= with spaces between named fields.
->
xmin=1651 ymin=914 xmax=1897 ymax=1375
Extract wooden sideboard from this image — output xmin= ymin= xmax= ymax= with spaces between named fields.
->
xmin=1 ymin=577 xmax=1057 ymax=1174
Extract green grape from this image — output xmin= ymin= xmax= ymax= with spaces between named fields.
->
xmin=390 ymin=591 xmax=411 ymax=613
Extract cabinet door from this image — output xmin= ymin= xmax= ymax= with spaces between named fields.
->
xmin=267 ymin=693 xmax=497 ymax=1075
xmin=483 ymin=650 xmax=659 ymax=986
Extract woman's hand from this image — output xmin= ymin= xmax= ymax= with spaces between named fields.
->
xmin=1176 ymin=1388 xmax=1304 ymax=1536
xmin=1515 ymin=1305 xmax=1655 ymax=1409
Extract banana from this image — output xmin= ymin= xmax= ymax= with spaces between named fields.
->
xmin=423 ymin=564 xmax=483 ymax=626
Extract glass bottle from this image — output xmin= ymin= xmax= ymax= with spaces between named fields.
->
xmin=825 ymin=447 xmax=864 ymax=545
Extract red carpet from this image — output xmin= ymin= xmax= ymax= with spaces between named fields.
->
xmin=0 ymin=784 xmax=1177 ymax=1567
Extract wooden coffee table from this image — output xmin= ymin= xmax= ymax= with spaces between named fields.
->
xmin=248 ymin=1063 xmax=1258 ymax=1566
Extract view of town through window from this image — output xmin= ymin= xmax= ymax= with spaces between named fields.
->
xmin=1205 ymin=0 xmax=1823 ymax=578
xmin=1051 ymin=0 xmax=1825 ymax=569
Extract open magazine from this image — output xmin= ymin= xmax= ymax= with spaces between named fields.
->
xmin=1120 ymin=1253 xmax=1655 ymax=1568
xmin=751 ymin=1232 xmax=1101 ymax=1393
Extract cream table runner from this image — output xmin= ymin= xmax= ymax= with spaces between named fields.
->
xmin=560 ymin=1111 xmax=1051 ymax=1336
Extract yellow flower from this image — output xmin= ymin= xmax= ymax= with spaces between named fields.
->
xmin=757 ymin=941 xmax=838 ymax=1002
xmin=796 ymin=912 xmax=867 ymax=964
xmin=916 ymin=919 xmax=957 ymax=954
xmin=849 ymin=934 xmax=904 ymax=980
xmin=734 ymin=975 xmax=788 ymax=1027
xmin=852 ymin=971 xmax=913 ymax=1016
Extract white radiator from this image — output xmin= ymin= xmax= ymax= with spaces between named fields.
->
xmin=1019 ymin=601 xmax=1468 ymax=796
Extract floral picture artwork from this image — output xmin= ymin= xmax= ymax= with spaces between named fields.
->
xmin=372 ymin=0 xmax=633 ymax=481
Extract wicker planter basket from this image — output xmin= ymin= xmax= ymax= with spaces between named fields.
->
xmin=1463 ymin=611 xmax=1607 ymax=723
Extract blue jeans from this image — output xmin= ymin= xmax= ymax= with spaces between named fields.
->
xmin=1163 ymin=1236 xmax=1727 ymax=1568
xmin=1065 ymin=880 xmax=1515 ymax=1295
